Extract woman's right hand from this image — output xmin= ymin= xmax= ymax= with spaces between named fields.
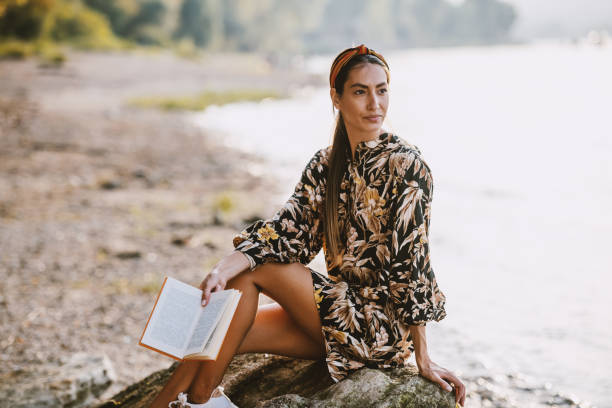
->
xmin=199 ymin=269 xmax=227 ymax=306
xmin=199 ymin=251 xmax=251 ymax=306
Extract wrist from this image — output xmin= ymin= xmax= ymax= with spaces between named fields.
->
xmin=216 ymin=251 xmax=250 ymax=282
xmin=415 ymin=354 xmax=432 ymax=369
xmin=232 ymin=250 xmax=253 ymax=271
xmin=212 ymin=267 xmax=230 ymax=283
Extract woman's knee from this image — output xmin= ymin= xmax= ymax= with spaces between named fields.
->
xmin=249 ymin=262 xmax=311 ymax=286
xmin=226 ymin=267 xmax=257 ymax=290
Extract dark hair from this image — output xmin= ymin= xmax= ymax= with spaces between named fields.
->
xmin=324 ymin=54 xmax=390 ymax=267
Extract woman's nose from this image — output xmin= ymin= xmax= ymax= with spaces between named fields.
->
xmin=367 ymin=92 xmax=380 ymax=109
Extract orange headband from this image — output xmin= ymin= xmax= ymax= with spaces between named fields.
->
xmin=329 ymin=44 xmax=390 ymax=88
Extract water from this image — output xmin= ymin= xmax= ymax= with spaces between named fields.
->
xmin=193 ymin=42 xmax=612 ymax=407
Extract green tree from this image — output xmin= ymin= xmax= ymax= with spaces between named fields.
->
xmin=0 ymin=0 xmax=54 ymax=40
xmin=81 ymin=0 xmax=134 ymax=35
xmin=42 ymin=0 xmax=120 ymax=48
xmin=123 ymin=0 xmax=166 ymax=44
xmin=83 ymin=0 xmax=167 ymax=44
xmin=174 ymin=0 xmax=215 ymax=47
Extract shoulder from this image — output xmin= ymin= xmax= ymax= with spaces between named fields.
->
xmin=386 ymin=134 xmax=432 ymax=185
xmin=297 ymin=146 xmax=331 ymax=188
xmin=304 ymin=146 xmax=331 ymax=173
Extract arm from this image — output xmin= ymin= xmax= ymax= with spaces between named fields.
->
xmin=200 ymin=149 xmax=327 ymax=305
xmin=409 ymin=324 xmax=431 ymax=370
xmin=231 ymin=148 xmax=326 ymax=268
xmin=388 ymin=152 xmax=446 ymax=325
xmin=388 ymin=152 xmax=464 ymax=404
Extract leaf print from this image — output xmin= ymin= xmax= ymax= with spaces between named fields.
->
xmin=235 ymin=133 xmax=446 ymax=383
xmin=375 ymin=244 xmax=390 ymax=264
xmin=373 ymin=156 xmax=388 ymax=170
xmin=330 ymin=329 xmax=348 ymax=344
xmin=329 ymin=298 xmax=363 ymax=333
xmin=374 ymin=326 xmax=389 ymax=348
xmin=281 ymin=218 xmax=298 ymax=233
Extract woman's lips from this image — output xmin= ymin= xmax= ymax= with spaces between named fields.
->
xmin=364 ymin=115 xmax=381 ymax=122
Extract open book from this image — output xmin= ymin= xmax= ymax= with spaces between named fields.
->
xmin=139 ymin=276 xmax=241 ymax=361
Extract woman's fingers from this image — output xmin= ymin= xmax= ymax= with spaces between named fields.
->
xmin=199 ymin=272 xmax=226 ymax=306
xmin=201 ymin=282 xmax=212 ymax=306
xmin=200 ymin=277 xmax=216 ymax=306
xmin=421 ymin=362 xmax=466 ymax=406
xmin=430 ymin=371 xmax=453 ymax=393
xmin=440 ymin=371 xmax=466 ymax=406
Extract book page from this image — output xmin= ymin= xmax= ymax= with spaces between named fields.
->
xmin=141 ymin=278 xmax=202 ymax=358
xmin=200 ymin=291 xmax=241 ymax=360
xmin=184 ymin=290 xmax=233 ymax=356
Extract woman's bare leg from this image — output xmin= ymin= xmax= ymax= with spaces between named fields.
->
xmin=150 ymin=262 xmax=323 ymax=407
xmin=237 ymin=302 xmax=324 ymax=359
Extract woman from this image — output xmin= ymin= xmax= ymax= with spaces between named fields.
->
xmin=153 ymin=44 xmax=466 ymax=408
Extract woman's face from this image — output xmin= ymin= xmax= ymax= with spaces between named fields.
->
xmin=331 ymin=62 xmax=389 ymax=138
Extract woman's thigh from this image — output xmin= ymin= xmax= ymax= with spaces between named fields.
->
xmin=228 ymin=262 xmax=324 ymax=348
xmin=237 ymin=302 xmax=324 ymax=359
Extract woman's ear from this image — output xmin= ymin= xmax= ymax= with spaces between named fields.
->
xmin=330 ymin=88 xmax=340 ymax=110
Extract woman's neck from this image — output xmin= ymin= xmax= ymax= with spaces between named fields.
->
xmin=347 ymin=128 xmax=386 ymax=158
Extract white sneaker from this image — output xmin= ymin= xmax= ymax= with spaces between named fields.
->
xmin=168 ymin=392 xmax=190 ymax=408
xmin=209 ymin=387 xmax=238 ymax=408
xmin=168 ymin=387 xmax=238 ymax=408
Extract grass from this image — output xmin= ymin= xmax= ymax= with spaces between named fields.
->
xmin=128 ymin=89 xmax=281 ymax=111
xmin=0 ymin=39 xmax=67 ymax=67
xmin=0 ymin=40 xmax=37 ymax=59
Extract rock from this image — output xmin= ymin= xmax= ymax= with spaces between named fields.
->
xmin=5 ymin=353 xmax=116 ymax=408
xmin=97 ymin=354 xmax=455 ymax=408
xmin=257 ymin=367 xmax=456 ymax=408
xmin=115 ymin=250 xmax=141 ymax=259
xmin=99 ymin=240 xmax=142 ymax=260
xmin=98 ymin=179 xmax=122 ymax=190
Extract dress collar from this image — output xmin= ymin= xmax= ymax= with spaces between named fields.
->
xmin=350 ymin=132 xmax=392 ymax=163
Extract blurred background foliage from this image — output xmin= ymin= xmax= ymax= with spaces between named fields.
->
xmin=0 ymin=0 xmax=516 ymax=58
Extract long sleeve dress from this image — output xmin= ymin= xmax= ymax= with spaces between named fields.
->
xmin=232 ymin=132 xmax=447 ymax=382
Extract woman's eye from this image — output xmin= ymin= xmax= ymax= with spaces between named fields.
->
xmin=355 ymin=90 xmax=365 ymax=95
xmin=379 ymin=88 xmax=388 ymax=94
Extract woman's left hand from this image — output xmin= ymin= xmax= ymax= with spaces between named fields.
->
xmin=417 ymin=359 xmax=466 ymax=406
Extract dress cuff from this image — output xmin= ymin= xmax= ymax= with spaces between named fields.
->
xmin=407 ymin=305 xmax=447 ymax=326
xmin=233 ymin=238 xmax=259 ymax=270
xmin=242 ymin=251 xmax=256 ymax=270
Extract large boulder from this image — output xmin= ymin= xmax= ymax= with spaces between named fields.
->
xmin=97 ymin=354 xmax=455 ymax=408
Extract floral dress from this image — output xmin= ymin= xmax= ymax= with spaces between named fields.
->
xmin=232 ymin=132 xmax=447 ymax=382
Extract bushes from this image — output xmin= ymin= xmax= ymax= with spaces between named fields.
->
xmin=0 ymin=0 xmax=53 ymax=40
xmin=0 ymin=40 xmax=37 ymax=59
xmin=0 ymin=0 xmax=124 ymax=59
xmin=43 ymin=1 xmax=122 ymax=49
xmin=0 ymin=39 xmax=66 ymax=64
xmin=129 ymin=89 xmax=281 ymax=111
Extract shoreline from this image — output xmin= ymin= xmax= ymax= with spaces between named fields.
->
xmin=0 ymin=50 xmax=322 ymax=405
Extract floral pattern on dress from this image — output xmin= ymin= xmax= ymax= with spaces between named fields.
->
xmin=232 ymin=132 xmax=446 ymax=382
